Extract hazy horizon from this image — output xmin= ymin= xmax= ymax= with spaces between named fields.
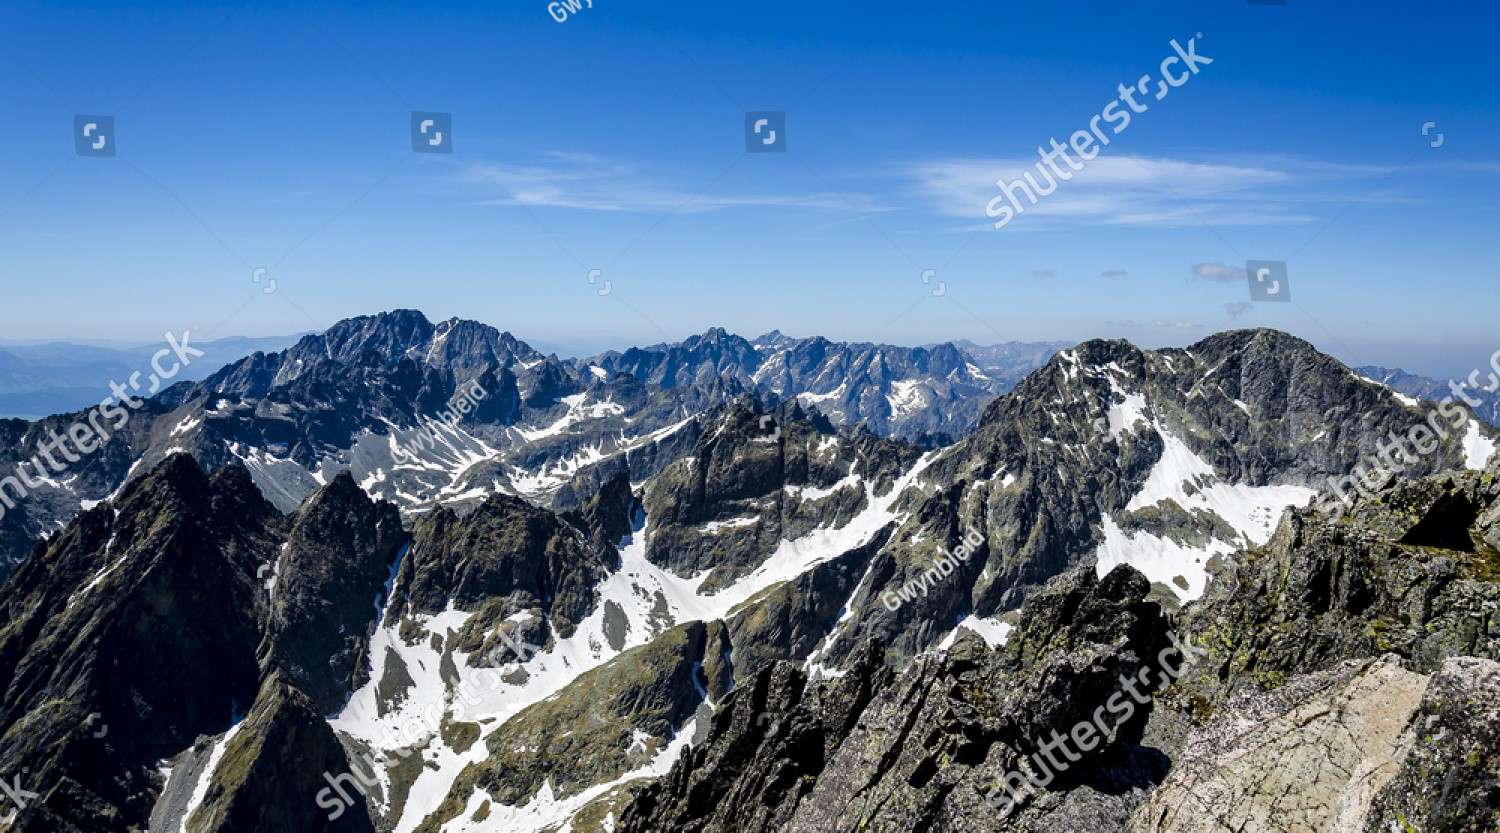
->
xmin=2 ymin=313 xmax=1490 ymax=382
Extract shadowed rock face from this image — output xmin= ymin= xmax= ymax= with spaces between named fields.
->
xmin=392 ymin=491 xmax=614 ymax=642
xmin=642 ymin=399 xmax=921 ymax=590
xmin=182 ymin=674 xmax=377 ymax=833
xmin=0 ymin=456 xmax=276 ymax=832
xmin=724 ymin=525 xmax=894 ymax=683
xmin=256 ymin=471 xmax=410 ymax=716
xmin=619 ymin=565 xmax=1175 ymax=833
xmin=0 ymin=455 xmax=407 ymax=833
xmin=618 ymin=639 xmax=896 ymax=833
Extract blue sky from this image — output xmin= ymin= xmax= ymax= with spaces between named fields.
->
xmin=2 ymin=0 xmax=1496 ymax=375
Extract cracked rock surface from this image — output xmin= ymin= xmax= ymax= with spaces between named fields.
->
xmin=1130 ymin=656 xmax=1426 ymax=833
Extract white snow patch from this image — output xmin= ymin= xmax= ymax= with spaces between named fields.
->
xmin=1360 ymin=375 xmax=1422 ymax=409
xmin=1463 ymin=419 xmax=1496 ymax=470
xmin=701 ymin=516 xmax=760 ymax=533
xmin=1097 ymin=424 xmax=1315 ymax=602
xmin=1095 ymin=515 xmax=1233 ymax=602
xmin=886 ymin=380 xmax=926 ymax=418
xmin=784 ymin=472 xmax=861 ymax=503
xmin=1107 ymin=390 xmax=1149 ymax=439
xmin=443 ymin=719 xmax=697 ymax=833
xmin=170 ymin=415 xmax=202 ymax=436
xmin=935 ymin=614 xmax=1014 ymax=651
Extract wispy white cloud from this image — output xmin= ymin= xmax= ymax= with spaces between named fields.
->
xmin=907 ymin=154 xmax=1401 ymax=229
xmin=464 ymin=151 xmax=880 ymax=214
xmin=1192 ymin=261 xmax=1246 ymax=283
xmin=1104 ymin=319 xmax=1207 ymax=330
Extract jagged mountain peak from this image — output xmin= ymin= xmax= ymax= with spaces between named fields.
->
xmin=322 ymin=308 xmax=434 ymax=353
xmin=113 ymin=453 xmax=275 ymax=532
xmin=288 ymin=310 xmax=545 ymax=377
xmin=751 ymin=328 xmax=795 ymax=350
xmin=689 ymin=325 xmax=735 ymax=342
xmin=987 ymin=327 xmax=1392 ymax=431
xmin=290 ymin=468 xmax=391 ymax=528
xmin=1185 ymin=325 xmax=1320 ymax=354
xmin=816 ymin=326 xmax=1499 ymax=670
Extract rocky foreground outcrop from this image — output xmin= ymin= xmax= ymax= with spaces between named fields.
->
xmin=1133 ymin=655 xmax=1500 ymax=833
xmin=620 ymin=565 xmax=1177 ymax=833
xmin=1131 ymin=464 xmax=1500 ymax=832
xmin=176 ymin=674 xmax=376 ymax=833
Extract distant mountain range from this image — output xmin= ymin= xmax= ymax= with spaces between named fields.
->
xmin=0 ymin=312 xmax=1060 ymax=580
xmin=589 ymin=327 xmax=1037 ymax=443
xmin=1357 ymin=364 xmax=1500 ymax=427
xmin=945 ymin=338 xmax=1073 ymax=387
xmin=0 ymin=335 xmax=306 ymax=418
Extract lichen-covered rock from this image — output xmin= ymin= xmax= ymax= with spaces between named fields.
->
xmin=1364 ymin=656 xmax=1500 ymax=833
xmin=1173 ymin=467 xmax=1500 ymax=715
xmin=1130 ymin=656 xmax=1427 ymax=833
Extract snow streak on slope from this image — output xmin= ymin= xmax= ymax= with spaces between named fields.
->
xmin=331 ymin=452 xmax=935 ymax=833
xmin=1095 ymin=424 xmax=1314 ymax=603
xmin=442 ymin=718 xmax=698 ymax=833
xmin=177 ymin=720 xmax=246 ymax=833
xmin=504 ymin=416 xmax=695 ymax=500
xmin=1464 ymin=418 xmax=1497 ymax=470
